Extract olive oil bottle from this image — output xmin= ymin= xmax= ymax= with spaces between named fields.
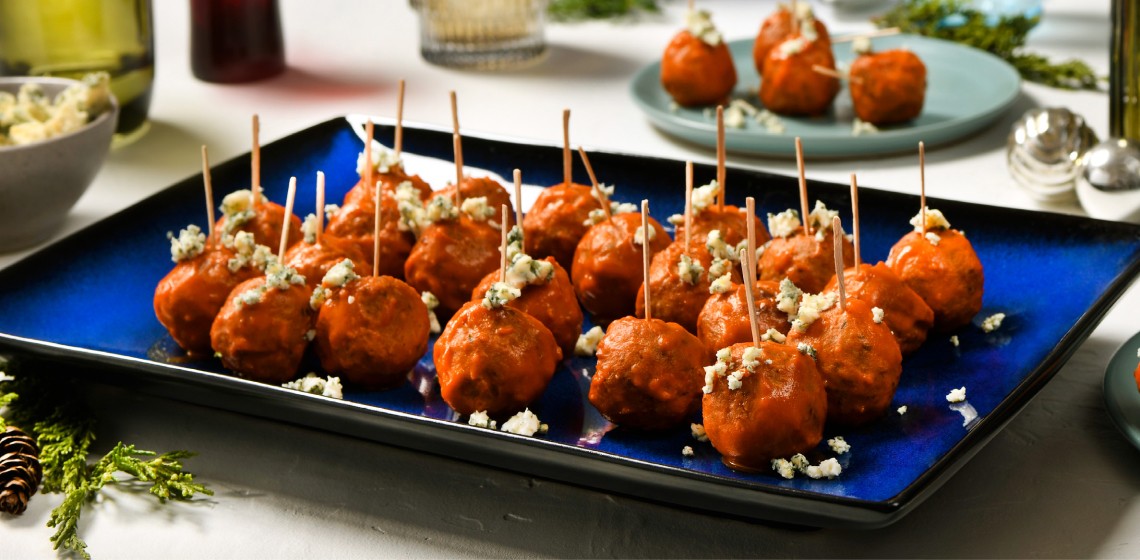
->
xmin=0 ymin=0 xmax=154 ymax=144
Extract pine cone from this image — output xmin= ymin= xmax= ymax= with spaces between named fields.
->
xmin=0 ymin=425 xmax=42 ymax=516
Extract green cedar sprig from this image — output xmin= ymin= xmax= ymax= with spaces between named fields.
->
xmin=0 ymin=362 xmax=211 ymax=560
xmin=548 ymin=0 xmax=660 ymax=21
xmin=874 ymin=0 xmax=1103 ymax=90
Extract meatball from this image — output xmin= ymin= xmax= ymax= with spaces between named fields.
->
xmin=405 ymin=216 xmax=503 ymax=319
xmin=471 ymin=257 xmax=583 ymax=358
xmin=1135 ymin=361 xmax=1140 ymax=393
xmin=325 ymin=188 xmax=413 ymax=279
xmin=210 ymin=271 xmax=313 ymax=383
xmin=752 ymin=6 xmax=831 ymax=75
xmin=523 ymin=182 xmax=602 ymax=271
xmin=213 ymin=199 xmax=303 ymax=250
xmin=886 ymin=229 xmax=983 ymax=332
xmin=849 ymin=49 xmax=927 ymax=126
xmin=283 ymin=235 xmax=370 ymax=290
xmin=436 ymin=176 xmax=516 ymax=228
xmin=634 ymin=240 xmax=713 ymax=334
xmin=315 ymin=275 xmax=430 ymax=390
xmin=673 ymin=205 xmax=769 ymax=248
xmin=154 ymin=246 xmax=262 ymax=355
xmin=759 ymin=35 xmax=840 ymax=117
xmin=589 ymin=316 xmax=707 ymax=430
xmin=697 ymin=279 xmax=790 ymax=355
xmin=824 ymin=262 xmax=934 ymax=355
xmin=434 ymin=301 xmax=562 ymax=416
xmin=786 ymin=298 xmax=903 ymax=426
xmin=758 ymin=226 xmax=854 ymax=294
xmin=572 ymin=212 xmax=671 ymax=326
xmin=661 ymin=30 xmax=737 ymax=107
xmin=702 ymin=341 xmax=828 ymax=471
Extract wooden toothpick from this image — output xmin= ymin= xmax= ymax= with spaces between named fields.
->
xmin=811 ymin=65 xmax=863 ymax=84
xmin=499 ymin=204 xmax=509 ymax=284
xmin=201 ymin=145 xmax=215 ymax=247
xmin=373 ymin=163 xmax=382 ymax=277
xmin=832 ymin=215 xmax=847 ymax=312
xmin=278 ymin=177 xmax=297 ymax=260
xmin=716 ymin=105 xmax=726 ymax=211
xmin=315 ymin=171 xmax=326 ymax=245
xmin=641 ymin=200 xmax=652 ymax=321
xmin=795 ymin=137 xmax=810 ymax=235
xmin=850 ymin=173 xmax=862 ymax=268
xmin=743 ymin=197 xmax=761 ymax=347
xmin=513 ymin=169 xmax=523 ymax=228
xmin=395 ymin=79 xmax=406 ymax=159
xmin=251 ymin=114 xmax=261 ymax=207
xmin=919 ymin=141 xmax=927 ymax=236
xmin=684 ymin=161 xmax=694 ymax=253
xmin=832 ymin=27 xmax=901 ymax=43
xmin=453 ymin=133 xmax=464 ymax=208
xmin=562 ymin=109 xmax=572 ymax=187
xmin=365 ymin=120 xmax=375 ymax=197
xmin=578 ymin=147 xmax=612 ymax=220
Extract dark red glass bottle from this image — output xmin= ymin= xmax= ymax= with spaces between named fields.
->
xmin=190 ymin=0 xmax=285 ymax=83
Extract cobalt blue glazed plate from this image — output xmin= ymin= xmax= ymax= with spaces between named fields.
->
xmin=630 ymin=35 xmax=1022 ymax=157
xmin=0 ymin=116 xmax=1137 ymax=528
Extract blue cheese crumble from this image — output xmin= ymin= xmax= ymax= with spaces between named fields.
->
xmin=767 ymin=209 xmax=801 ymax=239
xmin=791 ymin=292 xmax=837 ymax=332
xmin=742 ymin=346 xmax=763 ymax=372
xmin=897 ymin=405 xmax=908 ymax=415
xmin=909 ymin=207 xmax=951 ymax=231
xmin=682 ymin=445 xmax=695 ymax=458
xmin=460 ymin=196 xmax=496 ymax=222
xmin=282 ymin=373 xmax=344 ymax=399
xmin=702 ymin=348 xmax=732 ymax=394
xmin=505 ymin=254 xmax=555 ymax=288
xmin=981 ymin=313 xmax=1006 ymax=333
xmin=691 ymin=423 xmax=709 ymax=442
xmin=924 ymin=231 xmax=941 ymax=246
xmin=805 ymin=458 xmax=842 ymax=479
xmin=633 ymin=224 xmax=657 ymax=246
xmin=321 ymin=259 xmax=359 ymax=289
xmin=426 ymin=195 xmax=459 ymax=223
xmin=685 ymin=9 xmax=723 ymax=46
xmin=168 ymin=225 xmax=207 ymax=262
xmin=796 ymin=342 xmax=817 ymax=359
xmin=872 ymin=307 xmax=885 ymax=324
xmin=776 ymin=278 xmax=803 ymax=316
xmin=482 ymin=282 xmax=521 ymax=309
xmin=946 ymin=386 xmax=967 ymax=403
xmin=706 ymin=230 xmax=737 ymax=261
xmin=357 ymin=143 xmax=402 ymax=175
xmin=225 ymin=231 xmax=275 ymax=272
xmin=827 ymin=436 xmax=850 ymax=454
xmin=852 ymin=118 xmax=880 ymax=137
xmin=676 ymin=254 xmax=704 ymax=285
xmin=708 ymin=272 xmax=734 ymax=294
xmin=807 ymin=201 xmax=840 ymax=240
xmin=691 ymin=180 xmax=720 ymax=214
xmin=501 ymin=408 xmax=548 ymax=436
xmin=422 ymin=291 xmax=441 ymax=334
xmin=395 ymin=182 xmax=428 ymax=236
xmin=468 ymin=410 xmax=497 ymax=429
xmin=761 ymin=328 xmax=786 ymax=343
xmin=574 ymin=326 xmax=605 ymax=356
xmin=950 ymin=335 xmax=960 ymax=347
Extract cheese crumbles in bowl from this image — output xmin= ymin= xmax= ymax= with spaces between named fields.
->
xmin=0 ymin=74 xmax=118 ymax=252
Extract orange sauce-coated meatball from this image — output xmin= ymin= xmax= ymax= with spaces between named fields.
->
xmin=1134 ymin=361 xmax=1140 ymax=393
xmin=702 ymin=341 xmax=827 ymax=471
xmin=436 ymin=176 xmax=516 ymax=229
xmin=759 ymin=36 xmax=840 ymax=117
xmin=405 ymin=216 xmax=503 ymax=319
xmin=434 ymin=301 xmax=562 ymax=416
xmin=886 ymin=229 xmax=983 ymax=332
xmin=673 ymin=205 xmax=769 ymax=248
xmin=824 ymin=262 xmax=934 ymax=355
xmin=697 ymin=279 xmax=790 ymax=355
xmin=572 ymin=213 xmax=671 ymax=326
xmin=210 ymin=275 xmax=313 ymax=383
xmin=589 ymin=316 xmax=707 ymax=430
xmin=325 ymin=189 xmax=412 ymax=279
xmin=849 ymin=49 xmax=927 ymax=126
xmin=753 ymin=8 xmax=831 ymax=75
xmin=635 ymin=240 xmax=713 ymax=334
xmin=471 ymin=257 xmax=582 ymax=358
xmin=283 ymin=235 xmax=370 ymax=290
xmin=523 ymin=182 xmax=602 ymax=271
xmin=661 ymin=31 xmax=737 ymax=107
xmin=786 ymin=298 xmax=902 ymax=426
xmin=154 ymin=246 xmax=262 ymax=355
xmin=315 ymin=275 xmax=430 ymax=390
xmin=213 ymin=200 xmax=303 ymax=250
xmin=758 ymin=226 xmax=854 ymax=294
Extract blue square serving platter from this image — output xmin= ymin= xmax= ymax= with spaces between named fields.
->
xmin=1 ymin=116 xmax=1138 ymax=528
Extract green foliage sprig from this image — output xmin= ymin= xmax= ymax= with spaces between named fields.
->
xmin=0 ymin=361 xmax=211 ymax=559
xmin=874 ymin=0 xmax=1102 ymax=90
xmin=548 ymin=0 xmax=660 ymax=21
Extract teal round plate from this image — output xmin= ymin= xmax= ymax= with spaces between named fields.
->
xmin=630 ymin=34 xmax=1022 ymax=157
xmin=1104 ymin=330 xmax=1140 ymax=451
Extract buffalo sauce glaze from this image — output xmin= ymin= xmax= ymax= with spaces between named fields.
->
xmin=752 ymin=7 xmax=830 ymax=75
xmin=283 ymin=235 xmax=370 ymax=290
xmin=697 ymin=279 xmax=790 ymax=356
xmin=433 ymin=301 xmax=562 ymax=416
xmin=572 ymin=212 xmax=671 ymax=326
xmin=523 ymin=182 xmax=602 ymax=272
xmin=758 ymin=225 xmax=854 ymax=294
xmin=325 ymin=188 xmax=411 ymax=279
xmin=824 ymin=262 xmax=934 ymax=355
xmin=886 ymin=229 xmax=983 ymax=332
xmin=589 ymin=316 xmax=706 ymax=430
xmin=209 ymin=275 xmax=313 ymax=383
xmin=759 ymin=35 xmax=840 ymax=117
xmin=154 ymin=245 xmax=261 ymax=355
xmin=404 ymin=215 xmax=502 ymax=319
xmin=702 ymin=341 xmax=827 ymax=471
xmin=436 ymin=176 xmax=516 ymax=229
xmin=213 ymin=201 xmax=302 ymax=251
xmin=634 ymin=240 xmax=713 ymax=334
xmin=471 ymin=257 xmax=583 ymax=357
xmin=673 ymin=205 xmax=768 ymax=248
xmin=849 ymin=49 xmax=927 ymax=126
xmin=660 ymin=30 xmax=737 ymax=107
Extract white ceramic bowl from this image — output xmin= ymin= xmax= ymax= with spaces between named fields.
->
xmin=0 ymin=76 xmax=119 ymax=252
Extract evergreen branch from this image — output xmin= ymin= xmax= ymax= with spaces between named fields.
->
xmin=548 ymin=0 xmax=659 ymax=21
xmin=47 ymin=485 xmax=92 ymax=560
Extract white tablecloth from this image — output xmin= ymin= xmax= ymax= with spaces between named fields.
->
xmin=5 ymin=0 xmax=1139 ymax=557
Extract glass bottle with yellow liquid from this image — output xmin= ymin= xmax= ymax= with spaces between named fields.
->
xmin=0 ymin=0 xmax=154 ymax=146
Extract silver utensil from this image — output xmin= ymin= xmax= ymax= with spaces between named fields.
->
xmin=1076 ymin=138 xmax=1140 ymax=222
xmin=1007 ymin=107 xmax=1099 ymax=202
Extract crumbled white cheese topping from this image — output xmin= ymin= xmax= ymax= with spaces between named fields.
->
xmin=667 ymin=213 xmax=684 ymax=226
xmin=767 ymin=209 xmax=801 ymax=239
xmin=872 ymin=307 xmax=885 ymax=324
xmin=898 ymin=405 xmax=908 ymax=415
xmin=761 ymin=328 xmax=787 ymax=343
xmin=852 ymin=35 xmax=873 ymax=55
xmin=708 ymin=272 xmax=734 ymax=294
xmin=685 ymin=8 xmax=723 ymax=46
xmin=281 ymin=373 xmax=344 ymax=399
xmin=946 ymin=386 xmax=967 ymax=403
xmin=807 ymin=201 xmax=840 ymax=235
xmin=225 ymin=231 xmax=276 ymax=272
xmin=797 ymin=342 xmax=817 ymax=359
xmin=772 ymin=458 xmax=796 ymax=479
xmin=793 ymin=2 xmax=819 ymax=40
xmin=633 ymin=224 xmax=657 ymax=246
xmin=574 ymin=326 xmax=605 ymax=357
xmin=301 ymin=213 xmax=320 ymax=244
xmin=356 ymin=142 xmax=403 ymax=175
xmin=852 ymin=118 xmax=880 ymax=137
xmin=505 ymin=225 xmax=524 ymax=261
xmin=925 ymin=231 xmax=942 ymax=246
xmin=468 ymin=410 xmax=497 ymax=429
xmin=482 ymin=281 xmax=521 ymax=309
xmin=309 ymin=286 xmax=329 ymax=310
xmin=612 ymin=201 xmax=638 ymax=214
xmin=584 ymin=201 xmax=639 ymax=226
xmin=910 ymin=207 xmax=952 ymax=231
xmin=702 ymin=348 xmax=733 ymax=394
xmin=304 ymin=329 xmax=316 ymax=341
xmin=500 ymin=408 xmax=546 ymax=436
xmin=705 ymin=230 xmax=738 ymax=261
xmin=692 ymin=180 xmax=720 ymax=214
xmin=460 ymin=196 xmax=496 ymax=222
xmin=0 ymin=73 xmax=111 ymax=146
xmin=265 ymin=263 xmax=306 ymax=291
xmin=168 ymin=225 xmax=207 ymax=262
xmin=691 ymin=423 xmax=709 ymax=442
xmin=773 ymin=453 xmax=841 ymax=480
xmin=790 ymin=453 xmax=809 ymax=471
xmin=421 ymin=291 xmax=441 ymax=334
xmin=981 ymin=313 xmax=1006 ymax=333
xmin=682 ymin=445 xmax=695 ymax=458
xmin=395 ymin=181 xmax=428 ymax=237
xmin=741 ymin=346 xmax=763 ymax=372
xmin=791 ymin=291 xmax=837 ymax=332
xmin=220 ymin=189 xmax=268 ymax=218
xmin=347 ymin=295 xmax=356 ymax=304
xmin=756 ymin=109 xmax=786 ymax=134
xmin=505 ymin=254 xmax=555 ymax=288
xmin=676 ymin=253 xmax=705 ymax=285
xmin=723 ymin=103 xmax=747 ymax=129
xmin=805 ymin=458 xmax=842 ymax=479
xmin=321 ymin=259 xmax=359 ymax=289
xmin=727 ymin=370 xmax=745 ymax=391
xmin=425 ymin=195 xmax=459 ymax=223
xmin=950 ymin=335 xmax=960 ymax=347
xmin=828 ymin=436 xmax=851 ymax=455
xmin=776 ymin=36 xmax=809 ymax=57
xmin=237 ymin=286 xmax=267 ymax=307
xmin=707 ymin=257 xmax=732 ymax=279
xmin=776 ymin=278 xmax=803 ymax=317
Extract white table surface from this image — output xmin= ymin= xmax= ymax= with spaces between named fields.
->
xmin=5 ymin=0 xmax=1140 ymax=557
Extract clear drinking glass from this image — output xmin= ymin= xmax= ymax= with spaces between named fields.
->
xmin=412 ymin=0 xmax=548 ymax=71
xmin=0 ymin=0 xmax=155 ymax=146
